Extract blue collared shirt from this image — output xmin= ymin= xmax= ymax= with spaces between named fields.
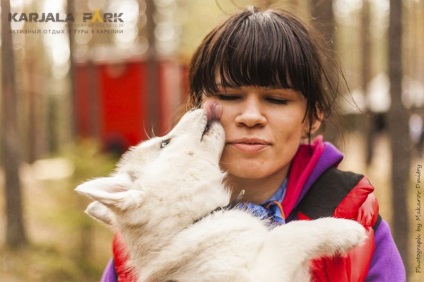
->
xmin=235 ymin=179 xmax=287 ymax=225
xmin=262 ymin=179 xmax=287 ymax=224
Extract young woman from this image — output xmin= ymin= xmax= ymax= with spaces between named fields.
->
xmin=102 ymin=7 xmax=405 ymax=281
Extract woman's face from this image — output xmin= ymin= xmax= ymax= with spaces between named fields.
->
xmin=202 ymin=85 xmax=316 ymax=183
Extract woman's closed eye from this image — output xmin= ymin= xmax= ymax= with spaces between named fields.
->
xmin=214 ymin=94 xmax=241 ymax=101
xmin=265 ymin=97 xmax=289 ymax=105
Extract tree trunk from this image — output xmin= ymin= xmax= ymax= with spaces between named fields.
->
xmin=309 ymin=0 xmax=335 ymax=42
xmin=387 ymin=0 xmax=410 ymax=271
xmin=1 ymin=0 xmax=28 ymax=248
xmin=67 ymin=0 xmax=77 ymax=139
xmin=308 ymin=0 xmax=339 ymax=145
xmin=145 ymin=0 xmax=159 ymax=136
xmin=361 ymin=0 xmax=375 ymax=167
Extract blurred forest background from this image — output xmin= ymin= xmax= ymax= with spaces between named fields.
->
xmin=0 ymin=0 xmax=423 ymax=281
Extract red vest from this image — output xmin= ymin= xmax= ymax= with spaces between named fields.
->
xmin=112 ymin=232 xmax=136 ymax=282
xmin=297 ymin=175 xmax=379 ymax=281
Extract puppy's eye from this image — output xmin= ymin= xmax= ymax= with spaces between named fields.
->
xmin=160 ymin=138 xmax=171 ymax=148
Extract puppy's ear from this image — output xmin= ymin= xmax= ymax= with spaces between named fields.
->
xmin=85 ymin=201 xmax=114 ymax=226
xmin=75 ymin=175 xmax=144 ymax=211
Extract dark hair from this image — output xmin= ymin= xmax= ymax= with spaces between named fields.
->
xmin=188 ymin=7 xmax=345 ymax=130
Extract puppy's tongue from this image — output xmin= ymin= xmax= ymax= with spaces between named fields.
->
xmin=203 ymin=101 xmax=222 ymax=122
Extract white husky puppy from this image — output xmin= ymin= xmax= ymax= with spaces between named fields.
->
xmin=76 ymin=107 xmax=366 ymax=282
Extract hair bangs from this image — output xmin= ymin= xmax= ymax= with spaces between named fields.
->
xmin=193 ymin=11 xmax=318 ymax=98
xmin=216 ymin=16 xmax=295 ymax=92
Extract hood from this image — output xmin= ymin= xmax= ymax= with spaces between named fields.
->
xmin=283 ymin=136 xmax=344 ymax=218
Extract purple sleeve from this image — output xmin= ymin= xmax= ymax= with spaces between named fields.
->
xmin=366 ymin=219 xmax=406 ymax=281
xmin=101 ymin=258 xmax=117 ymax=282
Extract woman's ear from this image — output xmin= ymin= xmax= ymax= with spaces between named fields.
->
xmin=302 ymin=111 xmax=323 ymax=138
xmin=309 ymin=116 xmax=322 ymax=135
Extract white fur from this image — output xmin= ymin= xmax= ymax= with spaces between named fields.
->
xmin=75 ymin=109 xmax=366 ymax=282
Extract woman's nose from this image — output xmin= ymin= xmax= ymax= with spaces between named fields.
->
xmin=235 ymin=97 xmax=266 ymax=128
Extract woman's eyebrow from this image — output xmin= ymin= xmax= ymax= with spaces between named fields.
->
xmin=215 ymin=84 xmax=242 ymax=90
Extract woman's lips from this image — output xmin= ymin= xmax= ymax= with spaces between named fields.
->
xmin=227 ymin=138 xmax=270 ymax=153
